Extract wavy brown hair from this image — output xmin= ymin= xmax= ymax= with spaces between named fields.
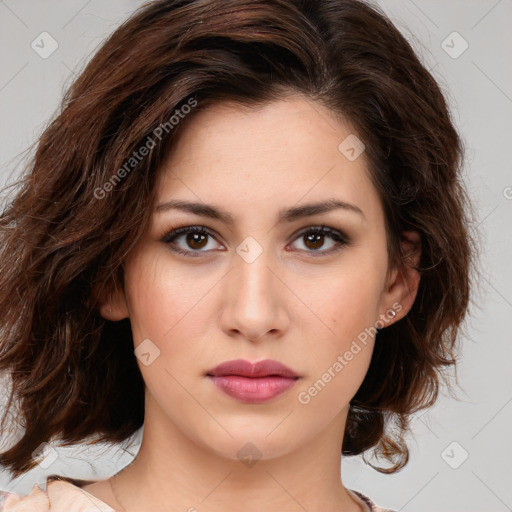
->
xmin=0 ymin=0 xmax=478 ymax=477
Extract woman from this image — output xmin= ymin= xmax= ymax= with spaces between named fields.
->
xmin=0 ymin=0 xmax=477 ymax=510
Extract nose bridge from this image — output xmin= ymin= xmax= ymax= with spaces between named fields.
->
xmin=234 ymin=240 xmax=276 ymax=309
xmin=222 ymin=238 xmax=287 ymax=340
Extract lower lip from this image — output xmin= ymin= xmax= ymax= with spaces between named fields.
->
xmin=208 ymin=375 xmax=298 ymax=403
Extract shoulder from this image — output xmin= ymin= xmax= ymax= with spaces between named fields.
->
xmin=0 ymin=477 xmax=116 ymax=512
xmin=1 ymin=483 xmax=49 ymax=511
xmin=349 ymin=488 xmax=397 ymax=512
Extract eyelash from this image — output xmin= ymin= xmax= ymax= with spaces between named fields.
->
xmin=160 ymin=224 xmax=350 ymax=258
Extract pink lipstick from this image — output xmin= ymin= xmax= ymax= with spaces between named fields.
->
xmin=206 ymin=359 xmax=300 ymax=404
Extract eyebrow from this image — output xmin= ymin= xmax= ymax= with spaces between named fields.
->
xmin=155 ymin=198 xmax=365 ymax=223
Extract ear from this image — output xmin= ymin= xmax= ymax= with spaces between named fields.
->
xmin=94 ymin=279 xmax=130 ymax=321
xmin=378 ymin=230 xmax=422 ymax=324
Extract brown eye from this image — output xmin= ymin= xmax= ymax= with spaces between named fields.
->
xmin=303 ymin=231 xmax=326 ymax=250
xmin=162 ymin=226 xmax=223 ymax=256
xmin=185 ymin=232 xmax=208 ymax=250
xmin=290 ymin=226 xmax=350 ymax=256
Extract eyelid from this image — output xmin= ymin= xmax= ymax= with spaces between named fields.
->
xmin=160 ymin=225 xmax=218 ymax=244
xmin=290 ymin=225 xmax=348 ymax=242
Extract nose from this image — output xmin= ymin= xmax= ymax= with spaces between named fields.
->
xmin=219 ymin=246 xmax=290 ymax=343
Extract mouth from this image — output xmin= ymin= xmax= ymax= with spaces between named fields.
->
xmin=206 ymin=359 xmax=301 ymax=404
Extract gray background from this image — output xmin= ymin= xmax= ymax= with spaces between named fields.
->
xmin=0 ymin=1 xmax=511 ymax=511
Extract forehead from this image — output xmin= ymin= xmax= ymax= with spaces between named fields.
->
xmin=154 ymin=95 xmax=383 ymax=227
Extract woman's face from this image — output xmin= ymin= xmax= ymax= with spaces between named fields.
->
xmin=102 ymin=94 xmax=420 ymax=462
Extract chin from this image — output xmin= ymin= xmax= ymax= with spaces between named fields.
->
xmin=193 ymin=426 xmax=299 ymax=464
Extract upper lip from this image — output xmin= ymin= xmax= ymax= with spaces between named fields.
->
xmin=206 ymin=359 xmax=300 ymax=378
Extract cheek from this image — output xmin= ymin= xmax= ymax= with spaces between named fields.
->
xmin=122 ymin=253 xmax=205 ymax=406
xmin=124 ymin=251 xmax=202 ymax=340
xmin=123 ymin=250 xmax=215 ymax=383
xmin=295 ymin=264 xmax=383 ymax=403
xmin=296 ymin=297 xmax=377 ymax=421
xmin=303 ymin=262 xmax=384 ymax=344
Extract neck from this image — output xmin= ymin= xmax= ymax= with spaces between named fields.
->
xmin=110 ymin=393 xmax=362 ymax=512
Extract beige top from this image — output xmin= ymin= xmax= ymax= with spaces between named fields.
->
xmin=0 ymin=479 xmax=115 ymax=511
xmin=1 ymin=477 xmax=395 ymax=511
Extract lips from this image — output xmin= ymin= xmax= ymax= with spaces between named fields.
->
xmin=206 ymin=359 xmax=301 ymax=404
xmin=206 ymin=359 xmax=300 ymax=379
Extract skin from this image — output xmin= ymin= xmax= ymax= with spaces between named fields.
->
xmin=84 ymin=94 xmax=421 ymax=512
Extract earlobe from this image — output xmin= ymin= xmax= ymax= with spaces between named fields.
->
xmin=379 ymin=230 xmax=422 ymax=324
xmin=96 ymin=283 xmax=130 ymax=321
